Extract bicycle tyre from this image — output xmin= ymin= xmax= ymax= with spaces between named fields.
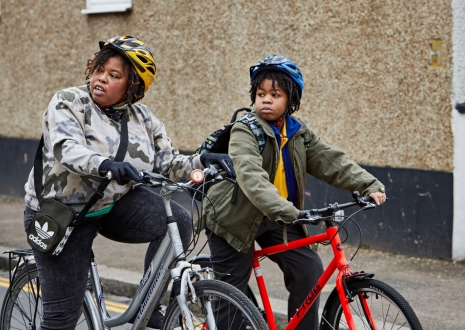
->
xmin=320 ymin=278 xmax=423 ymax=330
xmin=163 ymin=279 xmax=268 ymax=330
xmin=1 ymin=263 xmax=94 ymax=330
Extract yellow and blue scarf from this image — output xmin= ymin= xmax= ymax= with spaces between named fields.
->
xmin=270 ymin=115 xmax=301 ymax=206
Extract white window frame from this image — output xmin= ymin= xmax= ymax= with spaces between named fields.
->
xmin=81 ymin=0 xmax=132 ymax=15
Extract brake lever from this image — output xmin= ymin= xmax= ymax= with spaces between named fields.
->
xmin=293 ymin=217 xmax=322 ymax=225
xmin=138 ymin=171 xmax=165 ymax=187
xmin=141 ymin=171 xmax=167 ymax=181
xmin=357 ymin=196 xmax=376 ymax=210
xmin=362 ymin=203 xmax=376 ymax=210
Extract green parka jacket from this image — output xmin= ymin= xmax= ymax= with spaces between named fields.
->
xmin=201 ymin=110 xmax=385 ymax=253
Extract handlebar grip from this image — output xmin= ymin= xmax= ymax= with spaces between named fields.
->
xmin=298 ymin=210 xmax=311 ymax=219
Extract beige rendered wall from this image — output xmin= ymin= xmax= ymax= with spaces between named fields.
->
xmin=0 ymin=0 xmax=453 ymax=172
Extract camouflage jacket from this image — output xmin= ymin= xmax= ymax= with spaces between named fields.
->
xmin=24 ymin=85 xmax=202 ymax=213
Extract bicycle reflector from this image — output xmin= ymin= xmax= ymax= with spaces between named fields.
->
xmin=335 ymin=210 xmax=344 ymax=222
xmin=190 ymin=169 xmax=205 ymax=184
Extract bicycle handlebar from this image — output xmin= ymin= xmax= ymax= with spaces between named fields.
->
xmin=294 ymin=191 xmax=376 ymax=225
xmin=105 ymin=164 xmax=225 ymax=189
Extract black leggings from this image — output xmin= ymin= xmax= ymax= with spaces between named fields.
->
xmin=23 ymin=186 xmax=192 ymax=330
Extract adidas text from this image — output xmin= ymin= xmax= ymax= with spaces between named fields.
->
xmin=29 ymin=234 xmax=48 ymax=250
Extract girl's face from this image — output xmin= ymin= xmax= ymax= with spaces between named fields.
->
xmin=90 ymin=56 xmax=128 ymax=106
xmin=255 ymin=79 xmax=288 ymax=122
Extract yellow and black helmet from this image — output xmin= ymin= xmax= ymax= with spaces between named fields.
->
xmin=99 ymin=36 xmax=156 ymax=92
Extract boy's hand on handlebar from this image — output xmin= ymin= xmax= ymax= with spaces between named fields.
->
xmin=369 ymin=192 xmax=387 ymax=205
xmin=99 ymin=160 xmax=141 ymax=185
xmin=200 ymin=153 xmax=236 ymax=178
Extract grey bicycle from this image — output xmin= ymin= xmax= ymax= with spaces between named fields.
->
xmin=0 ymin=166 xmax=268 ymax=330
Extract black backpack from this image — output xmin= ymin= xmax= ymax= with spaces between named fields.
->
xmin=193 ymin=108 xmax=266 ymax=201
xmin=195 ymin=108 xmax=266 ymax=155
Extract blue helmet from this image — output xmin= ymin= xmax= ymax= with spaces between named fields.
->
xmin=249 ymin=55 xmax=304 ymax=98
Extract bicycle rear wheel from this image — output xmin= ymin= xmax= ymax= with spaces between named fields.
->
xmin=163 ymin=279 xmax=268 ymax=330
xmin=320 ymin=278 xmax=422 ymax=330
xmin=1 ymin=263 xmax=94 ymax=330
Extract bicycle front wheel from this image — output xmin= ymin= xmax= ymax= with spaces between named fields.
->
xmin=320 ymin=278 xmax=422 ymax=330
xmin=1 ymin=263 xmax=94 ymax=330
xmin=163 ymin=279 xmax=268 ymax=330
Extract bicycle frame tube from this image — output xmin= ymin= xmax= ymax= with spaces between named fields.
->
xmin=84 ymin=289 xmax=103 ymax=330
xmin=252 ymin=226 xmax=358 ymax=330
xmin=85 ymin=234 xmax=175 ymax=329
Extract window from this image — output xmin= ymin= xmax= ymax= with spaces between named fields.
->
xmin=81 ymin=0 xmax=132 ymax=15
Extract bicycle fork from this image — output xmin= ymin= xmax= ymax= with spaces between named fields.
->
xmin=171 ymin=263 xmax=215 ymax=330
xmin=331 ymin=227 xmax=377 ymax=330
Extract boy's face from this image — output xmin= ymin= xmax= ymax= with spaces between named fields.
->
xmin=255 ymin=79 xmax=288 ymax=122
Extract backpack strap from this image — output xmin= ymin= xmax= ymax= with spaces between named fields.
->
xmin=230 ymin=107 xmax=252 ymax=122
xmin=301 ymin=132 xmax=310 ymax=152
xmin=230 ymin=112 xmax=266 ymax=204
xmin=235 ymin=112 xmax=266 ymax=154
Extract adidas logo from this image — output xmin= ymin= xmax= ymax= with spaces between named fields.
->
xmin=35 ymin=221 xmax=54 ymax=239
xmin=28 ymin=234 xmax=48 ymax=250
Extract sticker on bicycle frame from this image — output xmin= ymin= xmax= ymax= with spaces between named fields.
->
xmin=253 ymin=267 xmax=263 ymax=277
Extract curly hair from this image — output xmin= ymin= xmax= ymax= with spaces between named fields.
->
xmin=85 ymin=47 xmax=145 ymax=104
xmin=249 ymin=68 xmax=301 ymax=115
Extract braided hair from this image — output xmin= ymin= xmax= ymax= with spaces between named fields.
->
xmin=249 ymin=68 xmax=301 ymax=115
xmin=85 ymin=47 xmax=145 ymax=105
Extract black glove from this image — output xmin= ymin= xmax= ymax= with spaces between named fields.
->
xmin=99 ymin=159 xmax=141 ymax=185
xmin=298 ymin=210 xmax=311 ymax=219
xmin=200 ymin=153 xmax=236 ymax=178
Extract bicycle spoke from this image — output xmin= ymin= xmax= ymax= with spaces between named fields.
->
xmin=8 ymin=279 xmax=43 ymax=328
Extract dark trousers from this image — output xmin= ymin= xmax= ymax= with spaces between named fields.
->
xmin=207 ymin=218 xmax=324 ymax=330
xmin=24 ymin=186 xmax=192 ymax=330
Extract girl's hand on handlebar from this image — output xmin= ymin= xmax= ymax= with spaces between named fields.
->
xmin=100 ymin=160 xmax=141 ymax=185
xmin=369 ymin=192 xmax=387 ymax=205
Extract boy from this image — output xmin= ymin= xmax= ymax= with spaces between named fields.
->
xmin=202 ymin=55 xmax=386 ymax=329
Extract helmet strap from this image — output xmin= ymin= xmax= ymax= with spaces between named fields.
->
xmin=274 ymin=114 xmax=285 ymax=130
xmin=273 ymin=107 xmax=291 ymax=130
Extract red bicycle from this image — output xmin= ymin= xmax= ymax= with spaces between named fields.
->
xmin=192 ymin=192 xmax=423 ymax=330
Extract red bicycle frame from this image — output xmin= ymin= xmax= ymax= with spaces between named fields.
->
xmin=252 ymin=225 xmax=376 ymax=330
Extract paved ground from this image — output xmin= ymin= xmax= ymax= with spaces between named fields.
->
xmin=1 ymin=195 xmax=464 ymax=329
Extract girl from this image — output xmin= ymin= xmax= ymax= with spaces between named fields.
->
xmin=23 ymin=36 xmax=234 ymax=329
